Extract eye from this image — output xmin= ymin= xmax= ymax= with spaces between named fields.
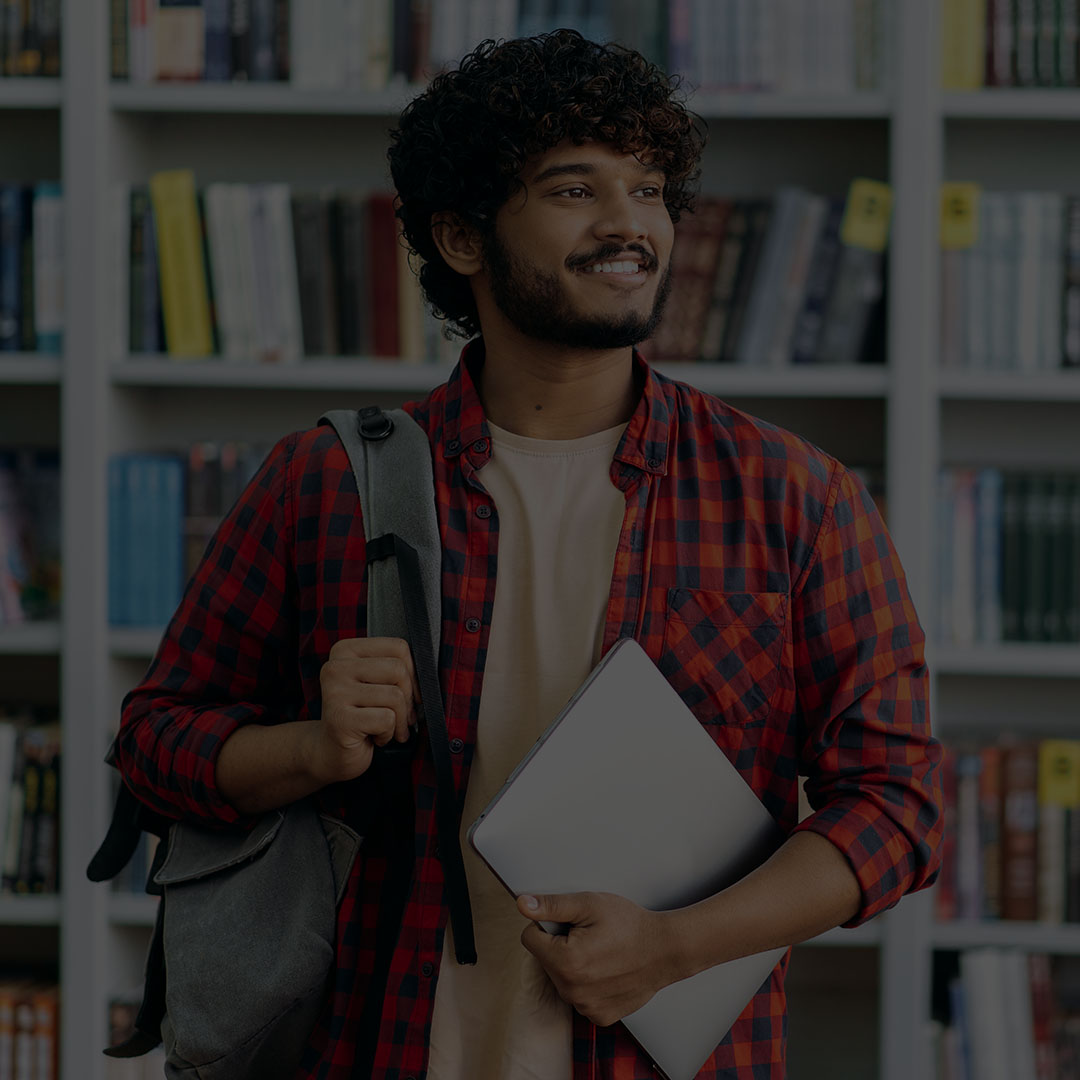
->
xmin=556 ymin=186 xmax=591 ymax=199
xmin=638 ymin=185 xmax=665 ymax=198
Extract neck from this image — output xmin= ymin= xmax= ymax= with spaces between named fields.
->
xmin=476 ymin=337 xmax=640 ymax=441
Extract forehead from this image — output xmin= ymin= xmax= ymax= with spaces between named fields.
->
xmin=521 ymin=139 xmax=664 ymax=184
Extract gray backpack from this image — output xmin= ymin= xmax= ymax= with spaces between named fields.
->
xmin=88 ymin=406 xmax=476 ymax=1079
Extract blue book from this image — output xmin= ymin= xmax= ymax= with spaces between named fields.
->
xmin=126 ymin=455 xmax=152 ymax=626
xmin=31 ymin=182 xmax=63 ymax=355
xmin=249 ymin=0 xmax=275 ymax=81
xmin=159 ymin=457 xmax=186 ymax=625
xmin=108 ymin=456 xmax=129 ymax=626
xmin=204 ymin=0 xmax=231 ymax=80
xmin=0 ymin=185 xmax=25 ymax=353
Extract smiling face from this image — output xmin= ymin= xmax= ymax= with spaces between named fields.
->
xmin=476 ymin=140 xmax=676 ymax=350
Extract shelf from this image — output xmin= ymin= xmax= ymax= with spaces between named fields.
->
xmin=934 ymin=919 xmax=1080 ymax=954
xmin=938 ymin=369 xmax=1080 ymax=401
xmin=112 ymin=356 xmax=455 ymax=392
xmin=109 ymin=80 xmax=423 ymax=115
xmin=112 ymin=358 xmax=889 ymax=398
xmin=0 ymin=78 xmax=62 ymax=110
xmin=656 ymin=362 xmax=889 ymax=398
xmin=108 ymin=893 xmax=159 ymax=928
xmin=0 ymin=621 xmax=61 ymax=655
xmin=944 ymin=89 xmax=1080 ymax=119
xmin=934 ymin=643 xmax=1080 ymax=678
xmin=0 ymin=894 xmax=61 ymax=926
xmin=680 ymin=91 xmax=891 ymax=119
xmin=0 ymin=354 xmax=62 ymax=385
xmin=108 ymin=81 xmax=890 ymax=120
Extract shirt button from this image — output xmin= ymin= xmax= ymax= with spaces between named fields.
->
xmin=465 ymin=618 xmax=481 ymax=633
xmin=446 ymin=439 xmax=461 ymax=453
xmin=647 ymin=457 xmax=663 ymax=470
xmin=475 ymin=504 xmax=492 ymax=519
xmin=450 ymin=737 xmax=464 ymax=753
xmin=473 ymin=438 xmax=488 ymax=453
xmin=422 ymin=962 xmax=434 ymax=977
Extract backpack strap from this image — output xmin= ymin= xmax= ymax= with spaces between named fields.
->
xmin=318 ymin=406 xmax=477 ymax=967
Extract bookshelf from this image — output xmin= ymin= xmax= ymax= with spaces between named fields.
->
xmin=1 ymin=0 xmax=1078 ymax=1077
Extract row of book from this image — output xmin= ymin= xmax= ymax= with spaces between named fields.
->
xmin=940 ymin=188 xmax=1080 ymax=371
xmin=119 ymin=170 xmax=457 ymax=365
xmin=110 ymin=0 xmax=890 ymax=95
xmin=942 ymin=0 xmax=1080 ymax=90
xmin=0 ymin=0 xmax=60 ymax=79
xmin=108 ymin=441 xmax=269 ymax=628
xmin=936 ymin=738 xmax=1080 ymax=925
xmin=936 ymin=468 xmax=1080 ymax=648
xmin=646 ymin=179 xmax=891 ymax=367
xmin=0 ymin=450 xmax=60 ymax=627
xmin=0 ymin=184 xmax=64 ymax=356
xmin=931 ymin=950 xmax=1069 ymax=1080
xmin=0 ymin=979 xmax=58 ymax=1080
xmin=0 ymin=709 xmax=61 ymax=898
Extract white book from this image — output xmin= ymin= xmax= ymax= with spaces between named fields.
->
xmin=776 ymin=0 xmax=806 ymax=94
xmin=265 ymin=183 xmax=304 ymax=364
xmin=765 ymin=192 xmax=827 ymax=367
xmin=247 ymin=184 xmax=283 ymax=363
xmin=965 ymin=190 xmax=988 ymax=369
xmin=1015 ymin=192 xmax=1043 ymax=372
xmin=203 ymin=183 xmax=243 ymax=362
xmin=365 ymin=0 xmax=393 ymax=88
xmin=735 ymin=186 xmax=804 ymax=366
xmin=984 ymin=193 xmax=1016 ymax=370
xmin=229 ymin=184 xmax=260 ymax=363
xmin=1040 ymin=192 xmax=1065 ymax=370
xmin=1002 ymin=950 xmax=1038 ymax=1080
xmin=960 ymin=949 xmax=1011 ymax=1080
xmin=291 ymin=0 xmax=330 ymax=89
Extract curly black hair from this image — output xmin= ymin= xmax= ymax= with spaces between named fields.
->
xmin=386 ymin=30 xmax=707 ymax=340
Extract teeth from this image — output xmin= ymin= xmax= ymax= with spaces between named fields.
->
xmin=584 ymin=260 xmax=641 ymax=274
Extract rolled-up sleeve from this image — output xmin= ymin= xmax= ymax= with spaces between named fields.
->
xmin=789 ymin=465 xmax=944 ymax=927
xmin=109 ymin=432 xmax=300 ymax=829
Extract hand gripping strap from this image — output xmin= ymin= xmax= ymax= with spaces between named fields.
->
xmin=367 ymin=533 xmax=476 ymax=965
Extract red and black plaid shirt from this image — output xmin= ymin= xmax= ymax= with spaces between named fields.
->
xmin=115 ymin=340 xmax=943 ymax=1079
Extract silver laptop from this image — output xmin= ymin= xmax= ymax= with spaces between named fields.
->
xmin=466 ymin=635 xmax=788 ymax=1080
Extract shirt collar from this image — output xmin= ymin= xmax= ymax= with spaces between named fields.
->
xmin=440 ymin=338 xmax=671 ymax=476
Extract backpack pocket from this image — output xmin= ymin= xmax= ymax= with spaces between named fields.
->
xmin=154 ymin=801 xmax=361 ymax=1080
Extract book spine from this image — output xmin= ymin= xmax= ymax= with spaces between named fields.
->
xmin=937 ymin=748 xmax=958 ymax=919
xmin=953 ymin=468 xmax=978 ymax=645
xmin=265 ymin=183 xmax=303 ymax=362
xmin=107 ymin=456 xmax=127 ymax=626
xmin=249 ymin=0 xmax=275 ymax=80
xmin=1064 ymin=196 xmax=1080 ymax=366
xmin=1036 ymin=0 xmax=1058 ymax=83
xmin=979 ymin=742 xmax=1002 ymax=918
xmin=0 ymin=185 xmax=23 ymax=353
xmin=204 ymin=0 xmax=231 ymax=79
xmin=791 ymin=196 xmax=845 ymax=365
xmin=142 ymin=186 xmax=165 ymax=352
xmin=229 ymin=0 xmax=250 ymax=79
xmin=110 ymin=0 xmax=128 ymax=78
xmin=37 ymin=0 xmax=60 ymax=78
xmin=1068 ymin=474 xmax=1080 ymax=643
xmin=1040 ymin=192 xmax=1064 ymax=370
xmin=720 ymin=200 xmax=771 ymax=364
xmin=291 ymin=193 xmax=323 ymax=356
xmin=1060 ymin=0 xmax=1079 ymax=86
xmin=975 ymin=467 xmax=1004 ymax=642
xmin=1001 ymin=739 xmax=1040 ymax=921
xmin=367 ymin=192 xmax=400 ymax=358
xmin=1022 ymin=472 xmax=1050 ymax=642
xmin=273 ymin=0 xmax=288 ymax=80
xmin=956 ymin=750 xmax=984 ymax=919
xmin=1016 ymin=192 xmax=1043 ymax=371
xmin=149 ymin=169 xmax=214 ymax=357
xmin=1015 ymin=0 xmax=1039 ymax=84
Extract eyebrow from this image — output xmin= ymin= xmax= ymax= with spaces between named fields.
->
xmin=529 ymin=161 xmax=666 ymax=186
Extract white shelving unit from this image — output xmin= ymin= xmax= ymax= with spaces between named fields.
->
xmin=3 ymin=1 xmax=1080 ymax=1077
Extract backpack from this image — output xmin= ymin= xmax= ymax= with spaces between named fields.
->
xmin=87 ymin=406 xmax=476 ymax=1080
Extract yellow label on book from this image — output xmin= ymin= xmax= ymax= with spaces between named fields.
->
xmin=941 ymin=183 xmax=981 ymax=250
xmin=840 ymin=180 xmax=893 ymax=253
xmin=1037 ymin=740 xmax=1080 ymax=807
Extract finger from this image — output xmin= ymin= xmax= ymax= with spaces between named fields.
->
xmin=517 ymin=893 xmax=589 ymax=926
xmin=327 ymin=655 xmax=419 ymax=728
xmin=331 ymin=638 xmax=422 ymax=709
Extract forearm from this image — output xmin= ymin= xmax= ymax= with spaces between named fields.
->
xmin=215 ymin=720 xmax=324 ymax=816
xmin=665 ymin=830 xmax=862 ymax=982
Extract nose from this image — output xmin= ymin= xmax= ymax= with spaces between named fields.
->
xmin=592 ymin=191 xmax=648 ymax=243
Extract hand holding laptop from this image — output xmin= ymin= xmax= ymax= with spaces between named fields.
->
xmin=515 ymin=889 xmax=681 ymax=1030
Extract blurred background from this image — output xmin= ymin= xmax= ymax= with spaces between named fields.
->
xmin=1 ymin=0 xmax=1079 ymax=1077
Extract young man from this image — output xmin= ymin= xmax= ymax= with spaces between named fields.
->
xmin=114 ymin=31 xmax=943 ymax=1080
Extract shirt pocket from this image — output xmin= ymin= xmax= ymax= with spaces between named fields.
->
xmin=659 ymin=589 xmax=789 ymax=728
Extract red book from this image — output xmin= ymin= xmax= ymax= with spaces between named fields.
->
xmin=1001 ymin=739 xmax=1040 ymax=921
xmin=367 ymin=193 xmax=401 ymax=359
xmin=936 ymin=748 xmax=957 ymax=921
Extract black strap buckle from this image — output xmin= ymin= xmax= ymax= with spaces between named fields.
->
xmin=358 ymin=406 xmax=393 ymax=441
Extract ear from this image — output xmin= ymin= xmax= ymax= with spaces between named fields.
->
xmin=431 ymin=212 xmax=485 ymax=277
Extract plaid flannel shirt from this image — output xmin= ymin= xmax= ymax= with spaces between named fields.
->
xmin=115 ymin=340 xmax=943 ymax=1079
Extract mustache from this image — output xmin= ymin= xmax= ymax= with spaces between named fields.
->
xmin=568 ymin=244 xmax=658 ymax=272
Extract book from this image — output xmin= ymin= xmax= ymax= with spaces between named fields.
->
xmin=1037 ymin=739 xmax=1080 ymax=924
xmin=149 ymin=169 xmax=214 ymax=357
xmin=1000 ymin=739 xmax=1039 ymax=921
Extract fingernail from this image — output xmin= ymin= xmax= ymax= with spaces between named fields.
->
xmin=522 ymin=895 xmax=539 ymax=911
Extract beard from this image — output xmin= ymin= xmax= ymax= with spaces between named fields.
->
xmin=480 ymin=227 xmax=673 ymax=350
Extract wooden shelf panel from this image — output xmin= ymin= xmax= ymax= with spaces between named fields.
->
xmin=933 ymin=644 xmax=1080 ymax=678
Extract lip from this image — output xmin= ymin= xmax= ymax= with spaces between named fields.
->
xmin=576 ymin=265 xmax=649 ymax=286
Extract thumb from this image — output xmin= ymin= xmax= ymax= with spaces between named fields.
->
xmin=517 ymin=891 xmax=587 ymax=922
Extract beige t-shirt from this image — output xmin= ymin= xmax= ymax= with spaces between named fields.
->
xmin=426 ymin=418 xmax=628 ymax=1080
